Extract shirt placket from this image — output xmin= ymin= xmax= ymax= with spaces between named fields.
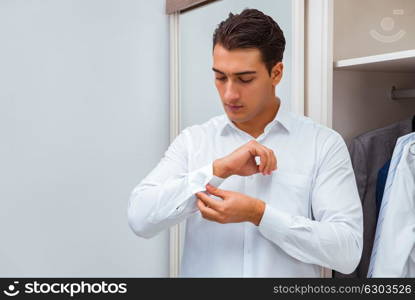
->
xmin=243 ymin=172 xmax=257 ymax=276
xmin=229 ymin=125 xmax=272 ymax=276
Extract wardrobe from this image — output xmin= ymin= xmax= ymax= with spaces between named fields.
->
xmin=306 ymin=0 xmax=415 ymax=277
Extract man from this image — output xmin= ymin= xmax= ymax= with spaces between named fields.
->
xmin=128 ymin=8 xmax=363 ymax=277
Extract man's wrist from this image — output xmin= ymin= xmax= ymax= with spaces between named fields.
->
xmin=213 ymin=159 xmax=231 ymax=179
xmin=251 ymin=199 xmax=266 ymax=226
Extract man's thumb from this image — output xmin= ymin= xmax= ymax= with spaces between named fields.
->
xmin=205 ymin=183 xmax=227 ymax=198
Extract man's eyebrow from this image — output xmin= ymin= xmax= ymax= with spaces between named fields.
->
xmin=212 ymin=68 xmax=257 ymax=76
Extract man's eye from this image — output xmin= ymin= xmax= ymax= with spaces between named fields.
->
xmin=215 ymin=77 xmax=227 ymax=81
xmin=240 ymin=78 xmax=253 ymax=83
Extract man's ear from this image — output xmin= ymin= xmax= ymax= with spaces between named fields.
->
xmin=271 ymin=62 xmax=283 ymax=87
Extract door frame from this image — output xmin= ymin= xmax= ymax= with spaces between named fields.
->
xmin=304 ymin=0 xmax=333 ymax=128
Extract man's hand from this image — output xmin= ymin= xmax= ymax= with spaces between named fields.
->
xmin=195 ymin=183 xmax=266 ymax=226
xmin=213 ymin=140 xmax=277 ymax=178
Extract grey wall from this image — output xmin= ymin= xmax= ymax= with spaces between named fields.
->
xmin=0 ymin=0 xmax=169 ymax=276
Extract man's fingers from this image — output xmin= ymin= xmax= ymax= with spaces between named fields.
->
xmin=267 ymin=148 xmax=277 ymax=174
xmin=254 ymin=147 xmax=268 ymax=174
xmin=248 ymin=140 xmax=277 ymax=175
xmin=257 ymin=145 xmax=274 ymax=175
xmin=197 ymin=199 xmax=214 ymax=219
xmin=197 ymin=199 xmax=223 ymax=222
xmin=271 ymin=149 xmax=277 ymax=172
xmin=196 ymin=191 xmax=222 ymax=211
xmin=258 ymin=144 xmax=277 ymax=175
xmin=205 ymin=184 xmax=227 ymax=198
xmin=264 ymin=147 xmax=273 ymax=174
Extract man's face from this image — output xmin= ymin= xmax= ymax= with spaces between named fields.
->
xmin=212 ymin=43 xmax=282 ymax=123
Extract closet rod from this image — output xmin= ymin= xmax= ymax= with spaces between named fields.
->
xmin=391 ymin=86 xmax=415 ymax=100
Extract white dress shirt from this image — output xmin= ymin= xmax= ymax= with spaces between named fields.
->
xmin=128 ymin=104 xmax=363 ymax=277
xmin=368 ymin=133 xmax=415 ymax=277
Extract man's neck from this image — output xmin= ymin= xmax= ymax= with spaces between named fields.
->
xmin=233 ymin=97 xmax=280 ymax=139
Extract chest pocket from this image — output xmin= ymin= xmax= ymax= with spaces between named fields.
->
xmin=266 ymin=170 xmax=312 ymax=217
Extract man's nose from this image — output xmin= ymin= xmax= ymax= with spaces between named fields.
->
xmin=223 ymin=81 xmax=240 ymax=101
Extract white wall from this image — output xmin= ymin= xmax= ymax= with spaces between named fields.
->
xmin=0 ymin=0 xmax=169 ymax=276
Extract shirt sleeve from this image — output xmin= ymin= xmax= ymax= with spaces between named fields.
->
xmin=333 ymin=137 xmax=367 ymax=277
xmin=258 ymin=131 xmax=363 ymax=274
xmin=127 ymin=129 xmax=225 ymax=239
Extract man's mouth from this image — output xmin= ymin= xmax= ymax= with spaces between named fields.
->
xmin=226 ymin=104 xmax=243 ymax=112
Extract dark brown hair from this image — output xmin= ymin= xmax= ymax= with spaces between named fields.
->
xmin=212 ymin=8 xmax=286 ymax=76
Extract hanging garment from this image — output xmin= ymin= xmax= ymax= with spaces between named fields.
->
xmin=375 ymin=160 xmax=391 ymax=220
xmin=375 ymin=116 xmax=415 ymax=223
xmin=368 ymin=132 xmax=415 ymax=277
xmin=334 ymin=117 xmax=412 ymax=278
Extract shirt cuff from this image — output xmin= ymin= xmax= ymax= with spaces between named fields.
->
xmin=258 ymin=204 xmax=293 ymax=242
xmin=208 ymin=174 xmax=226 ymax=188
xmin=175 ymin=162 xmax=226 ymax=213
xmin=188 ymin=162 xmax=225 ymax=194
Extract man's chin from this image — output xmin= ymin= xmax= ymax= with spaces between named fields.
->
xmin=227 ymin=114 xmax=248 ymax=124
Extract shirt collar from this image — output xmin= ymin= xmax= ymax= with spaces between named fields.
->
xmin=219 ymin=97 xmax=294 ymax=136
